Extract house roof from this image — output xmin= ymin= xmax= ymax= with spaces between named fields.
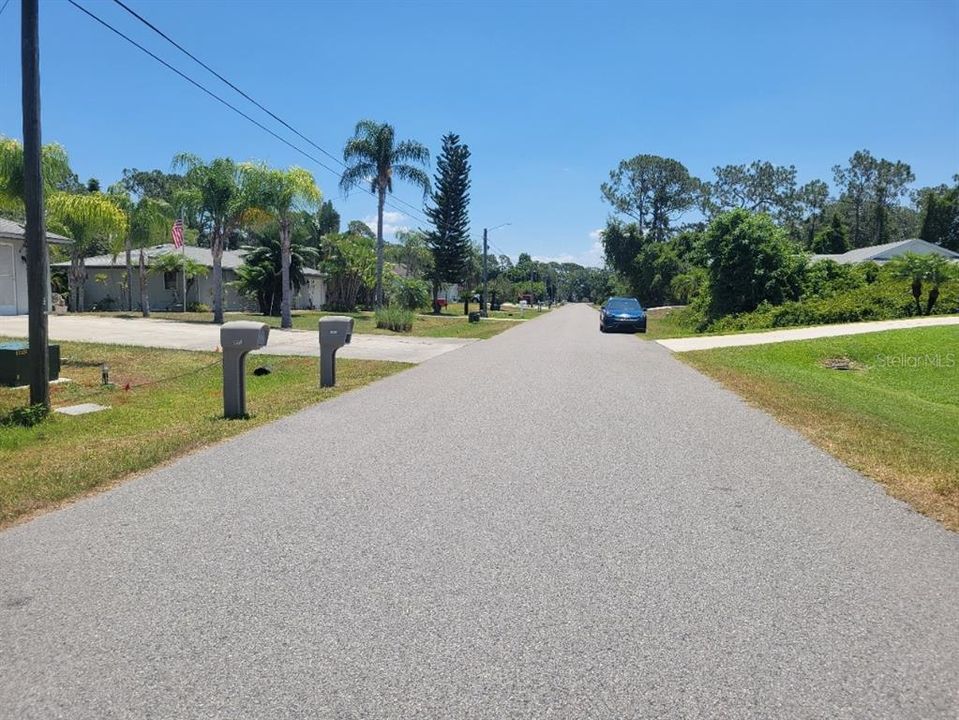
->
xmin=0 ymin=217 xmax=73 ymax=245
xmin=53 ymin=243 xmax=324 ymax=277
xmin=811 ymin=238 xmax=959 ymax=265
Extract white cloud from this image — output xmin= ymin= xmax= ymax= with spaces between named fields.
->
xmin=363 ymin=211 xmax=411 ymax=238
xmin=533 ymin=230 xmax=605 ymax=268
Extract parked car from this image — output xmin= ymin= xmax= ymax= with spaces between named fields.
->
xmin=600 ymin=297 xmax=647 ymax=333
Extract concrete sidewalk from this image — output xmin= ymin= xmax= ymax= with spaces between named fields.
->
xmin=0 ymin=315 xmax=475 ymax=364
xmin=657 ymin=314 xmax=959 ymax=352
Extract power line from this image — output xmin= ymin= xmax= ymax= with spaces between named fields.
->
xmin=110 ymin=0 xmax=433 ymax=222
xmin=66 ymin=0 xmax=429 ymax=225
xmin=0 ymin=0 xmax=11 ymax=19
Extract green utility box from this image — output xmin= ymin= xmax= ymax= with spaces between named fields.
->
xmin=0 ymin=342 xmax=61 ymax=387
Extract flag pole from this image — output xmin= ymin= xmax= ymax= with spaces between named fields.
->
xmin=179 ymin=214 xmax=186 ymax=313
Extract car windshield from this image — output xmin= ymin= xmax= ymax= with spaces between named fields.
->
xmin=607 ymin=299 xmax=642 ymax=313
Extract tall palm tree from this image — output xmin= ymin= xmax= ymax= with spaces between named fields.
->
xmin=129 ymin=197 xmax=175 ymax=317
xmin=241 ymin=163 xmax=321 ymax=328
xmin=173 ymin=154 xmax=259 ymax=324
xmin=340 ymin=120 xmax=430 ymax=307
xmin=46 ymin=193 xmax=128 ymax=312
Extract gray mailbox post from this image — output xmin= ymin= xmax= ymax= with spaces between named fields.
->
xmin=220 ymin=321 xmax=270 ymax=418
xmin=318 ymin=316 xmax=354 ymax=388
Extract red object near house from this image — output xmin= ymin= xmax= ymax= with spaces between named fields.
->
xmin=436 ymin=298 xmax=448 ymax=307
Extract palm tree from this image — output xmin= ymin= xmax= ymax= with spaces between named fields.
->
xmin=46 ymin=193 xmax=127 ymax=312
xmin=0 ymin=136 xmax=72 ymax=215
xmin=887 ymin=252 xmax=929 ymax=315
xmin=173 ymin=154 xmax=259 ymax=324
xmin=241 ymin=164 xmax=321 ymax=328
xmin=340 ymin=120 xmax=430 ymax=307
xmin=130 ymin=198 xmax=175 ymax=317
xmin=922 ymin=254 xmax=958 ymax=315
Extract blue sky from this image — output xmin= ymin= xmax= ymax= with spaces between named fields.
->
xmin=1 ymin=0 xmax=957 ymax=266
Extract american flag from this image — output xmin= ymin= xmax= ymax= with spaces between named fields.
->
xmin=171 ymin=218 xmax=184 ymax=249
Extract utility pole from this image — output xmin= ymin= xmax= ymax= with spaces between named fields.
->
xmin=481 ymin=227 xmax=488 ymax=317
xmin=22 ymin=0 xmax=50 ymax=409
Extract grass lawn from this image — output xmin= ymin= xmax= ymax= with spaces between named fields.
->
xmin=639 ymin=307 xmax=700 ymax=340
xmin=681 ymin=326 xmax=959 ymax=530
xmin=0 ymin=339 xmax=408 ymax=527
xmin=89 ymin=309 xmax=520 ymax=340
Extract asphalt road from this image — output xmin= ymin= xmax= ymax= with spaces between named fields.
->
xmin=1 ymin=303 xmax=957 ymax=719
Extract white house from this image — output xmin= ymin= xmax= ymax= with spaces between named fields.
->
xmin=54 ymin=244 xmax=326 ymax=312
xmin=0 ymin=218 xmax=72 ymax=316
xmin=811 ymin=238 xmax=959 ymax=265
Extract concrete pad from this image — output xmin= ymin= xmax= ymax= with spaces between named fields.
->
xmin=657 ymin=314 xmax=959 ymax=352
xmin=0 ymin=315 xmax=475 ymax=364
xmin=55 ymin=403 xmax=110 ymax=416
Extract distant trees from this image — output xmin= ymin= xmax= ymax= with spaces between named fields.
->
xmin=702 ymin=161 xmax=798 ymax=222
xmin=832 ymin=150 xmax=914 ymax=247
xmin=322 ymin=231 xmax=376 ymax=311
xmin=811 ymin=214 xmax=849 ymax=255
xmin=424 ymin=132 xmax=472 ymax=312
xmin=918 ymin=176 xmax=959 ymax=251
xmin=316 ymin=200 xmax=340 ymax=237
xmin=340 ymin=120 xmax=431 ymax=307
xmin=600 ymin=155 xmax=699 ymax=241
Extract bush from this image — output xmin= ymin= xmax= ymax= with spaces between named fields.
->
xmin=707 ymin=276 xmax=959 ymax=333
xmin=375 ymin=304 xmax=414 ymax=332
xmin=1 ymin=403 xmax=49 ymax=428
xmin=187 ymin=302 xmax=210 ymax=312
xmin=389 ymin=276 xmax=431 ymax=310
xmin=704 ymin=209 xmax=806 ymax=318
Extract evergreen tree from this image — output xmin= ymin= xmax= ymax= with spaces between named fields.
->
xmin=317 ymin=199 xmax=341 ymax=236
xmin=811 ymin=213 xmax=850 ymax=254
xmin=425 ymin=132 xmax=471 ymax=311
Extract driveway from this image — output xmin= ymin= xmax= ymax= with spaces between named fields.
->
xmin=1 ymin=304 xmax=956 ymax=718
xmin=0 ymin=314 xmax=474 ymax=364
xmin=658 ymin=314 xmax=959 ymax=352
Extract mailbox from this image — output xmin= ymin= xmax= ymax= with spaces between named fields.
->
xmin=318 ymin=316 xmax=353 ymax=388
xmin=220 ymin=321 xmax=270 ymax=418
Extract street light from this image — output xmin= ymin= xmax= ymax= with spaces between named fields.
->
xmin=482 ymin=222 xmax=511 ymax=316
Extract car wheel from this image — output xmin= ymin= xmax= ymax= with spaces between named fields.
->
xmin=599 ymin=323 xmax=606 ymax=333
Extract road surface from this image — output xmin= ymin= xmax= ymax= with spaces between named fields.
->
xmin=1 ymin=303 xmax=957 ymax=718
xmin=0 ymin=314 xmax=475 ymax=364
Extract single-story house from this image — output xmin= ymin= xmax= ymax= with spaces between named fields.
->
xmin=54 ymin=243 xmax=326 ymax=312
xmin=0 ymin=218 xmax=72 ymax=316
xmin=811 ymin=238 xmax=959 ymax=265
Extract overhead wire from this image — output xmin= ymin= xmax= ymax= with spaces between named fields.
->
xmin=67 ymin=0 xmax=430 ymax=225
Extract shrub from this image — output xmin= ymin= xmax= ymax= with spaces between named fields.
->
xmin=389 ymin=276 xmax=431 ymax=310
xmin=187 ymin=302 xmax=210 ymax=312
xmin=706 ymin=276 xmax=959 ymax=333
xmin=703 ymin=209 xmax=806 ymax=318
xmin=375 ymin=304 xmax=414 ymax=332
xmin=1 ymin=403 xmax=49 ymax=428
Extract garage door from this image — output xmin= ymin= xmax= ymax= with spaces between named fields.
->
xmin=0 ymin=243 xmax=17 ymax=315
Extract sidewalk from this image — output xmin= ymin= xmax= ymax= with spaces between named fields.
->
xmin=657 ymin=315 xmax=959 ymax=352
xmin=0 ymin=315 xmax=475 ymax=364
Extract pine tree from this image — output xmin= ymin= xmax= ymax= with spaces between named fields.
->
xmin=425 ymin=133 xmax=471 ymax=311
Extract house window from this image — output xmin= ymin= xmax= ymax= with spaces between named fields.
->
xmin=163 ymin=271 xmax=177 ymax=290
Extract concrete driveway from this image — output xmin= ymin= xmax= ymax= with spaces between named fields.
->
xmin=0 ymin=314 xmax=475 ymax=364
xmin=1 ymin=304 xmax=957 ymax=718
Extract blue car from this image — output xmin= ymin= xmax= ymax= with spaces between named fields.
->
xmin=600 ymin=297 xmax=647 ymax=333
